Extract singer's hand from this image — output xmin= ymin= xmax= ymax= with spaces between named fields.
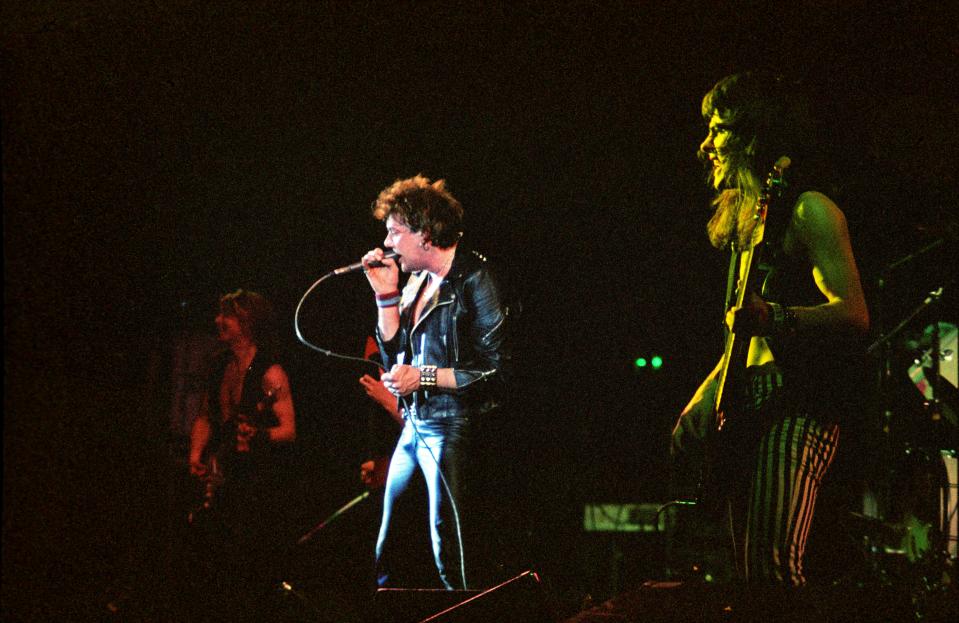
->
xmin=362 ymin=248 xmax=399 ymax=294
xmin=381 ymin=364 xmax=420 ymax=397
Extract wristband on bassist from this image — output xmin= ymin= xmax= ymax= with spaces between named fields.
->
xmin=768 ymin=302 xmax=798 ymax=336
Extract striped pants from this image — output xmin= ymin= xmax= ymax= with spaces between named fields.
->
xmin=719 ymin=365 xmax=841 ymax=586
xmin=727 ymin=413 xmax=840 ymax=586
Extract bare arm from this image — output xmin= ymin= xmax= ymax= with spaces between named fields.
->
xmin=681 ymin=359 xmax=723 ymax=416
xmin=360 ymin=373 xmax=404 ymax=426
xmin=189 ymin=394 xmax=212 ymax=475
xmin=362 ymin=249 xmax=402 ymax=341
xmin=377 ymin=306 xmax=401 ymax=344
xmin=786 ymin=191 xmax=869 ymax=334
xmin=261 ymin=364 xmax=296 ymax=443
xmin=730 ymin=192 xmax=870 ymax=337
xmin=671 ymin=358 xmax=722 ymax=455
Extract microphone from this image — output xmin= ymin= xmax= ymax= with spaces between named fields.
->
xmin=332 ymin=251 xmax=398 ymax=275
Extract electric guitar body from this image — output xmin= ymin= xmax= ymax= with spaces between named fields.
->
xmin=188 ymin=387 xmax=278 ymax=526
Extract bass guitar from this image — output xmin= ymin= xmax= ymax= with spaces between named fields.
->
xmin=712 ymin=156 xmax=791 ymax=433
xmin=187 ymin=387 xmax=278 ymax=525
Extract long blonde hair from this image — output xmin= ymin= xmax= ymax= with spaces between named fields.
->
xmin=706 ymin=187 xmax=762 ymax=250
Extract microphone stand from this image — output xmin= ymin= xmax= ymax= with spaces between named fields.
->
xmin=867 ymin=287 xmax=943 ymax=356
xmin=882 ymin=237 xmax=945 ymax=275
xmin=865 ymin=288 xmax=944 ymax=530
xmin=926 ymin=321 xmax=944 ymax=427
xmin=296 ymin=490 xmax=371 ymax=546
xmin=276 ymin=581 xmax=322 ymax=615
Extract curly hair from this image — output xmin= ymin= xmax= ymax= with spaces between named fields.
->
xmin=372 ymin=174 xmax=464 ymax=248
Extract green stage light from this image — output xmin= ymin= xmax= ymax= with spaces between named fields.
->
xmin=651 ymin=356 xmax=663 ymax=369
xmin=634 ymin=357 xmax=648 ymax=368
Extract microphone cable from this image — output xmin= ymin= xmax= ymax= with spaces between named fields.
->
xmin=294 ymin=260 xmax=468 ymax=588
xmin=293 ymin=270 xmax=382 ymax=371
xmin=399 ymin=394 xmax=468 ymax=590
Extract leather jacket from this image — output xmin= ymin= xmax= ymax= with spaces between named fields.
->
xmin=377 ymin=248 xmax=511 ymax=420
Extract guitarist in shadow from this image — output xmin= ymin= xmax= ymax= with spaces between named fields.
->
xmin=187 ymin=289 xmax=297 ymax=621
xmin=671 ymin=72 xmax=870 ymax=587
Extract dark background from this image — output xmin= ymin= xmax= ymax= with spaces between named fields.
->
xmin=3 ymin=1 xmax=956 ymax=620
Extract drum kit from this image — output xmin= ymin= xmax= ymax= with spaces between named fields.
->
xmin=852 ymin=225 xmax=957 ymax=610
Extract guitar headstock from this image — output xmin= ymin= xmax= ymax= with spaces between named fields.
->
xmin=747 ymin=156 xmax=792 ymax=247
xmin=766 ymin=156 xmax=791 ymax=196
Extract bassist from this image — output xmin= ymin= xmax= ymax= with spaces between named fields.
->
xmin=187 ymin=289 xmax=296 ymax=620
xmin=671 ymin=73 xmax=869 ymax=586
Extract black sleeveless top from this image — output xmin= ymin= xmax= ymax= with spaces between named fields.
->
xmin=754 ymin=190 xmax=868 ymax=425
xmin=206 ymin=349 xmax=282 ymax=461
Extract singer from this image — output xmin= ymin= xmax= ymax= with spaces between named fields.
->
xmin=361 ymin=175 xmax=511 ymax=590
xmin=670 ymin=73 xmax=869 ymax=586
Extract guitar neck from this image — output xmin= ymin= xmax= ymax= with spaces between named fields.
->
xmin=710 ymin=157 xmax=791 ymax=430
xmin=713 ymin=232 xmax=764 ymax=427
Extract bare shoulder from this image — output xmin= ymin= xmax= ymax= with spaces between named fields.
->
xmin=262 ymin=363 xmax=291 ymax=389
xmin=793 ymin=191 xmax=846 ymax=230
xmin=788 ymin=191 xmax=849 ymax=245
